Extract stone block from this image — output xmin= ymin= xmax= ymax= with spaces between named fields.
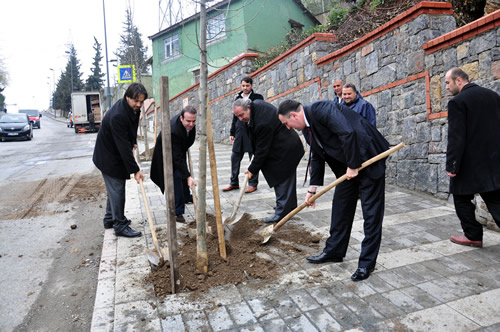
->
xmin=471 ymin=30 xmax=497 ymax=55
xmin=366 ymin=50 xmax=379 ymax=76
xmin=457 ymin=42 xmax=470 ymax=60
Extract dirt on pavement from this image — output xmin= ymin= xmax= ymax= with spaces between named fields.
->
xmin=0 ymin=171 xmax=107 ymax=331
xmin=148 ymin=213 xmax=321 ymax=297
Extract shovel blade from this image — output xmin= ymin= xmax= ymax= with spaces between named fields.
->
xmin=146 ymin=250 xmax=160 ymax=266
xmin=258 ymin=224 xmax=275 ymax=244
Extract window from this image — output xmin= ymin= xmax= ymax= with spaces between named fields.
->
xmin=207 ymin=13 xmax=225 ymax=41
xmin=164 ymin=34 xmax=180 ymax=59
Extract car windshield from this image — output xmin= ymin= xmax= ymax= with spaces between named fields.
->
xmin=19 ymin=109 xmax=38 ymax=116
xmin=0 ymin=114 xmax=28 ymax=123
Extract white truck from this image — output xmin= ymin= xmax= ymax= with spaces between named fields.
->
xmin=71 ymin=92 xmax=102 ymax=133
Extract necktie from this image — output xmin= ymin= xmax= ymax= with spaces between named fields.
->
xmin=303 ymin=127 xmax=312 ymax=186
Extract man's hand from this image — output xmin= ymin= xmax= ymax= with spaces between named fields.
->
xmin=305 ymin=191 xmax=316 ymax=208
xmin=134 ymin=170 xmax=144 ymax=184
xmin=244 ymin=169 xmax=253 ymax=178
xmin=346 ymin=167 xmax=359 ymax=180
xmin=230 ymin=136 xmax=235 ymax=143
xmin=446 ymin=171 xmax=456 ymax=178
xmin=187 ymin=176 xmax=197 ymax=188
xmin=133 ymin=144 xmax=138 ymax=150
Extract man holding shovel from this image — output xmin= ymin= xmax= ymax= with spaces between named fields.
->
xmin=233 ymin=99 xmax=304 ymax=223
xmin=150 ymin=106 xmax=197 ymax=223
xmin=277 ymin=99 xmax=389 ymax=281
xmin=93 ymin=83 xmax=147 ymax=238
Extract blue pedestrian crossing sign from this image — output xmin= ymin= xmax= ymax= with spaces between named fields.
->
xmin=117 ymin=65 xmax=136 ymax=83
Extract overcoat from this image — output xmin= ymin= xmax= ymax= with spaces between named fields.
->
xmin=247 ymin=100 xmax=304 ymax=187
xmin=230 ymin=90 xmax=263 ymax=153
xmin=446 ymin=83 xmax=500 ymax=195
xmin=93 ymin=98 xmax=140 ymax=179
xmin=302 ymin=100 xmax=388 ymax=185
xmin=150 ymin=113 xmax=196 ymax=193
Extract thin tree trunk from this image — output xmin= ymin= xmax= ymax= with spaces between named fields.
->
xmin=196 ymin=0 xmax=208 ymax=275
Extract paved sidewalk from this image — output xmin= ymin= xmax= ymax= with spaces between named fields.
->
xmin=91 ymin=141 xmax=500 ymax=332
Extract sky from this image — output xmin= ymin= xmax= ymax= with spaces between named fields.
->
xmin=0 ymin=0 xmax=200 ymax=110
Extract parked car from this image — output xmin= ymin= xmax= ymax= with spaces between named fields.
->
xmin=67 ymin=112 xmax=73 ymax=128
xmin=0 ymin=113 xmax=33 ymax=141
xmin=18 ymin=109 xmax=41 ymax=128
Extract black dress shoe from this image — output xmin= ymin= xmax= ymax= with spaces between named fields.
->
xmin=263 ymin=215 xmax=281 ymax=223
xmin=115 ymin=226 xmax=142 ymax=238
xmin=104 ymin=221 xmax=114 ymax=229
xmin=306 ymin=252 xmax=343 ymax=264
xmin=351 ymin=267 xmax=375 ymax=281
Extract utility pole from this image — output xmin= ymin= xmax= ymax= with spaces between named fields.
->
xmin=103 ymin=0 xmax=112 ymax=110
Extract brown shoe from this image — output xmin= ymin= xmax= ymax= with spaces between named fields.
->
xmin=175 ymin=215 xmax=186 ymax=223
xmin=450 ymin=234 xmax=482 ymax=247
xmin=222 ymin=185 xmax=239 ymax=192
xmin=245 ymin=186 xmax=257 ymax=193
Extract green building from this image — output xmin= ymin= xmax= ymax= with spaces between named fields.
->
xmin=149 ymin=0 xmax=319 ymax=101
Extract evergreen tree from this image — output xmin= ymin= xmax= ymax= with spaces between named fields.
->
xmin=85 ymin=37 xmax=105 ymax=91
xmin=115 ymin=8 xmax=149 ymax=81
xmin=53 ymin=45 xmax=84 ymax=115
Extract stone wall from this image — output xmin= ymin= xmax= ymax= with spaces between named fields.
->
xmin=151 ymin=2 xmax=500 ymax=204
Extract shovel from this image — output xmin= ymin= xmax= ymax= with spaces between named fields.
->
xmin=259 ymin=142 xmax=406 ymax=244
xmin=223 ymin=173 xmax=250 ymax=225
xmin=134 ymin=153 xmax=168 ymax=267
xmin=139 ymin=177 xmax=169 ymax=266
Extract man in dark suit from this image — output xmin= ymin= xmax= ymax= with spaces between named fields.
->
xmin=223 ymin=76 xmax=263 ymax=193
xmin=445 ymin=67 xmax=500 ymax=247
xmin=93 ymin=83 xmax=147 ymax=238
xmin=332 ymin=79 xmax=343 ymax=105
xmin=278 ymin=99 xmax=389 ymax=281
xmin=150 ymin=106 xmax=197 ymax=223
xmin=233 ymin=99 xmax=304 ymax=223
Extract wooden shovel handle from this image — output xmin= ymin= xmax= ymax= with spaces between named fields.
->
xmin=273 ymin=142 xmax=405 ymax=232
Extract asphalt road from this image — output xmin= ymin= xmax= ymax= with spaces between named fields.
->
xmin=0 ymin=114 xmax=104 ymax=331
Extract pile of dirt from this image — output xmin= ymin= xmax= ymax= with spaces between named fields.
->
xmin=147 ymin=214 xmax=320 ymax=297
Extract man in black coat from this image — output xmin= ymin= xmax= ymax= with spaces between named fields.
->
xmin=223 ymin=76 xmax=263 ymax=193
xmin=233 ymin=99 xmax=304 ymax=223
xmin=93 ymin=83 xmax=147 ymax=238
xmin=150 ymin=106 xmax=197 ymax=223
xmin=278 ymin=99 xmax=389 ymax=281
xmin=445 ymin=67 xmax=500 ymax=248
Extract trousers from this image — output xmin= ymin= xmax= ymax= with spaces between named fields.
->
xmin=453 ymin=189 xmax=500 ymax=241
xmin=102 ymin=173 xmax=129 ymax=233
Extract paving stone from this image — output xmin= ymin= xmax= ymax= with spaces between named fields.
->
xmin=207 ymin=306 xmax=236 ymax=331
xmin=325 ymin=303 xmax=362 ymax=329
xmin=261 ymin=318 xmax=289 ymax=332
xmin=246 ymin=297 xmax=280 ymax=321
xmin=416 ymin=276 xmax=479 ymax=303
xmin=448 ymin=288 xmax=500 ymax=327
xmin=284 ymin=314 xmax=319 ymax=332
xmin=94 ymin=277 xmax=116 ymax=310
xmin=114 ymin=318 xmax=162 ymax=332
xmin=226 ymin=302 xmax=258 ymax=326
xmin=101 ymin=239 xmax=117 ymax=259
xmin=398 ymin=285 xmax=441 ymax=309
xmin=160 ymin=314 xmax=185 ymax=332
xmin=91 ymin=306 xmax=114 ymax=331
xmin=306 ymin=308 xmax=343 ymax=331
xmin=238 ymin=324 xmax=265 ymax=332
xmin=341 ymin=280 xmax=377 ymax=298
xmin=307 ymin=286 xmax=340 ymax=307
xmin=114 ymin=299 xmax=158 ymax=326
xmin=115 ymin=266 xmax=154 ymax=304
xmin=375 ymin=269 xmax=414 ymax=289
xmin=363 ymin=293 xmax=406 ymax=318
xmin=98 ymin=257 xmax=116 ymax=281
xmin=183 ymin=310 xmax=211 ymax=332
xmin=360 ymin=274 xmax=395 ymax=293
xmin=381 ymin=289 xmax=424 ymax=313
xmin=404 ymin=262 xmax=443 ymax=282
xmin=272 ymin=294 xmax=302 ymax=318
xmin=288 ymin=289 xmax=322 ymax=312
xmin=397 ymin=304 xmax=480 ymax=331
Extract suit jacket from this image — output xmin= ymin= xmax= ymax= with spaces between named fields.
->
xmin=230 ymin=90 xmax=264 ymax=153
xmin=93 ymin=98 xmax=140 ymax=179
xmin=446 ymin=83 xmax=500 ymax=195
xmin=247 ymin=100 xmax=304 ymax=187
xmin=302 ymin=100 xmax=388 ymax=185
xmin=150 ymin=113 xmax=196 ymax=193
